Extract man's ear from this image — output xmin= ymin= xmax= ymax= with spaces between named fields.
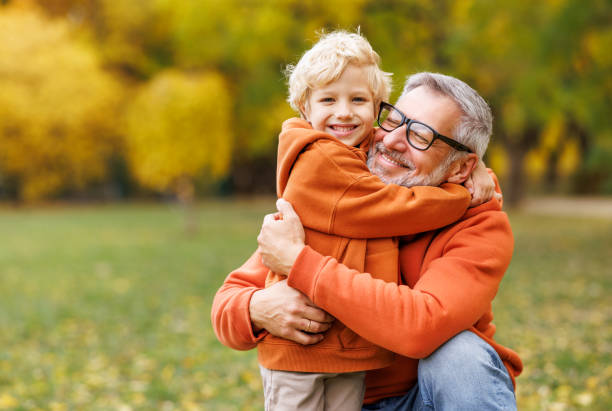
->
xmin=446 ymin=153 xmax=478 ymax=184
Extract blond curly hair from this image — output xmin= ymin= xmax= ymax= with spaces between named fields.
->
xmin=285 ymin=30 xmax=392 ymax=116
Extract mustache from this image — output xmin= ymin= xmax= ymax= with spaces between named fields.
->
xmin=371 ymin=143 xmax=413 ymax=169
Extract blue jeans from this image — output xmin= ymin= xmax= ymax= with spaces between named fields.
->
xmin=362 ymin=331 xmax=517 ymax=410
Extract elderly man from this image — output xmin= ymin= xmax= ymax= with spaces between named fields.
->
xmin=212 ymin=72 xmax=522 ymax=410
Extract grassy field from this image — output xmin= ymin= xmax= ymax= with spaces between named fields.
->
xmin=0 ymin=198 xmax=610 ymax=410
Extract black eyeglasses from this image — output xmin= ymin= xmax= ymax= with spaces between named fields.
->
xmin=377 ymin=102 xmax=473 ymax=153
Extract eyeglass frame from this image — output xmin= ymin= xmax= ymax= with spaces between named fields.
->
xmin=377 ymin=102 xmax=473 ymax=153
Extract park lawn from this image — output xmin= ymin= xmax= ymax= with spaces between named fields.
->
xmin=0 ymin=199 xmax=610 ymax=410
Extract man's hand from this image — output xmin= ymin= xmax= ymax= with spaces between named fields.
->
xmin=257 ymin=199 xmax=306 ymax=275
xmin=465 ymin=160 xmax=502 ymax=207
xmin=249 ymin=280 xmax=334 ymax=345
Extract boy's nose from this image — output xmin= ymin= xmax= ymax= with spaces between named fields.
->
xmin=336 ymin=101 xmax=353 ymax=119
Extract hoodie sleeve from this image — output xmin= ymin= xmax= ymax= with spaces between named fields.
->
xmin=286 ymin=204 xmax=514 ymax=359
xmin=277 ymin=120 xmax=471 ymax=238
xmin=211 ymin=252 xmax=269 ymax=350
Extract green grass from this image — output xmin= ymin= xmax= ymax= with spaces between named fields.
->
xmin=0 ymin=199 xmax=610 ymax=410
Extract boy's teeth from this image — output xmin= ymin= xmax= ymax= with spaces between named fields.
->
xmin=332 ymin=125 xmax=355 ymax=132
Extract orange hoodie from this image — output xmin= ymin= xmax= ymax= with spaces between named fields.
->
xmin=286 ymin=196 xmax=523 ymax=403
xmin=258 ymin=118 xmax=471 ymax=372
xmin=210 ymin=190 xmax=522 ymax=403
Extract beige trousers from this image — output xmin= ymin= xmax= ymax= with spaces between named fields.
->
xmin=259 ymin=365 xmax=366 ymax=411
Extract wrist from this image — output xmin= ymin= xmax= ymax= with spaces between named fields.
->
xmin=249 ymin=290 xmax=265 ymax=333
xmin=283 ymin=243 xmax=305 ymax=275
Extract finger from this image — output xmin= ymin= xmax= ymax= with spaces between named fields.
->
xmin=290 ymin=330 xmax=325 ymax=346
xmin=303 ymin=318 xmax=332 ymax=333
xmin=302 ymin=305 xmax=335 ymax=324
xmin=262 ymin=213 xmax=276 ymax=225
xmin=464 ymin=176 xmax=474 ymax=193
xmin=277 ymin=198 xmax=299 ymax=222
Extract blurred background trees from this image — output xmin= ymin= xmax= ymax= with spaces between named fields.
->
xmin=0 ymin=0 xmax=610 ymax=205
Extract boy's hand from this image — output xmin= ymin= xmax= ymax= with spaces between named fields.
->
xmin=465 ymin=160 xmax=500 ymax=207
xmin=257 ymin=199 xmax=306 ymax=275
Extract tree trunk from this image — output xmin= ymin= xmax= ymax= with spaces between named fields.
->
xmin=505 ymin=144 xmax=529 ymax=208
xmin=176 ymin=176 xmax=198 ymax=235
xmin=545 ymin=148 xmax=560 ymax=191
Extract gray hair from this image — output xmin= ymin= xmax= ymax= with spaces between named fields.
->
xmin=401 ymin=72 xmax=492 ymax=160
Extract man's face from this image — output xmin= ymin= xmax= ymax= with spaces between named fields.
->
xmin=367 ymin=86 xmax=462 ymax=187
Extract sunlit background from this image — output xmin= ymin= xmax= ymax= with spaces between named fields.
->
xmin=0 ymin=0 xmax=610 ymax=204
xmin=0 ymin=0 xmax=610 ymax=410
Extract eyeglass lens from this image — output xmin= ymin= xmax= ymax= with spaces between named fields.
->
xmin=379 ymin=105 xmax=434 ymax=150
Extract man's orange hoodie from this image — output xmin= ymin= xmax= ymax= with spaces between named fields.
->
xmin=210 ymin=186 xmax=523 ymax=403
xmin=258 ymin=118 xmax=471 ymax=373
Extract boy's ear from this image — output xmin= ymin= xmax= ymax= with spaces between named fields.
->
xmin=446 ymin=153 xmax=478 ymax=184
xmin=298 ymin=104 xmax=309 ymax=121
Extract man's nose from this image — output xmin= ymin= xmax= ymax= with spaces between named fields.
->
xmin=382 ymin=126 xmax=409 ymax=152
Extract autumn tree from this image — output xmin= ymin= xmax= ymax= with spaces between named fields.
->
xmin=123 ymin=70 xmax=232 ymax=229
xmin=0 ymin=4 xmax=122 ymax=201
xmin=443 ymin=0 xmax=612 ymax=204
xmin=3 ymin=0 xmax=611 ymax=202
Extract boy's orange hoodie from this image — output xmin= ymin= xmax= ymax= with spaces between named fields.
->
xmin=258 ymin=118 xmax=471 ymax=373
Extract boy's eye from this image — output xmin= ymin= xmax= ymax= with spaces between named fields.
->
xmin=319 ymin=97 xmax=334 ymax=103
xmin=353 ymin=96 xmax=368 ymax=103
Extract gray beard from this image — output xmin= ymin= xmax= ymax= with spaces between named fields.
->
xmin=366 ymin=143 xmax=450 ymax=188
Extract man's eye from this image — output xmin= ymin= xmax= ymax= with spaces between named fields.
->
xmin=411 ymin=131 xmax=429 ymax=144
xmin=383 ymin=119 xmax=401 ymax=128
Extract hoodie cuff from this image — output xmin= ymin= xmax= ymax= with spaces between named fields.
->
xmin=287 ymin=245 xmax=327 ymax=303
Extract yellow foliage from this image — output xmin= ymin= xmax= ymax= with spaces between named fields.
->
xmin=248 ymin=98 xmax=296 ymax=156
xmin=500 ymin=99 xmax=526 ymax=138
xmin=124 ymin=70 xmax=233 ymax=192
xmin=525 ymin=149 xmax=547 ymax=180
xmin=0 ymin=393 xmax=18 ymax=409
xmin=559 ymin=139 xmax=579 ymax=177
xmin=540 ymin=114 xmax=564 ymax=151
xmin=96 ymin=0 xmax=174 ymax=76
xmin=0 ymin=5 xmax=122 ymax=201
xmin=583 ymin=28 xmax=612 ymax=68
xmin=526 ymin=115 xmax=580 ymax=179
xmin=486 ymin=144 xmax=509 ymax=179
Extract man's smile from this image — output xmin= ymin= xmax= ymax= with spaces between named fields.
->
xmin=375 ymin=143 xmax=412 ymax=169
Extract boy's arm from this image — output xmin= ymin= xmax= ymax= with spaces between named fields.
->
xmin=282 ymin=137 xmax=471 ymax=238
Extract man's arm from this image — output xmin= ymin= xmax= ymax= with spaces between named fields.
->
xmin=258 ymin=199 xmax=513 ymax=358
xmin=211 ymin=251 xmax=333 ymax=349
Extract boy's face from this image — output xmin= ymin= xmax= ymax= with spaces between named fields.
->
xmin=303 ymin=64 xmax=376 ymax=147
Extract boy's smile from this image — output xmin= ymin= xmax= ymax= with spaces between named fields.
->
xmin=303 ymin=64 xmax=376 ymax=147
